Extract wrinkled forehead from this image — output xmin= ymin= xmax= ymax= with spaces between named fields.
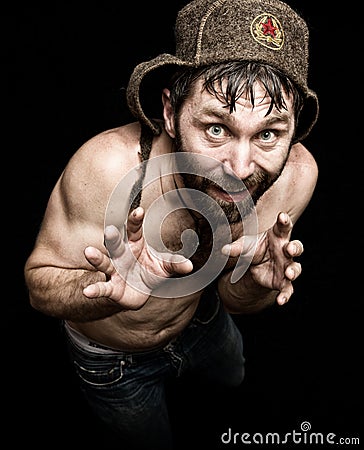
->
xmin=193 ymin=77 xmax=294 ymax=110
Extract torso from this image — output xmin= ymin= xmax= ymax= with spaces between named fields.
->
xmin=60 ymin=122 xmax=317 ymax=351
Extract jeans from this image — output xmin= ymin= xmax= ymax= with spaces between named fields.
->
xmin=64 ymin=285 xmax=245 ymax=450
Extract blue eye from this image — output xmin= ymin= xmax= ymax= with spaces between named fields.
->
xmin=209 ymin=125 xmax=223 ymax=136
xmin=260 ymin=130 xmax=273 ymax=140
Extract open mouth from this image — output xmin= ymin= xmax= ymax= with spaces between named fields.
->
xmin=208 ymin=185 xmax=249 ymax=203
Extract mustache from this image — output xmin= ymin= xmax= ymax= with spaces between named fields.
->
xmin=202 ymin=169 xmax=269 ymax=194
xmin=173 ymin=136 xmax=277 ymax=204
xmin=242 ymin=170 xmax=270 ymax=190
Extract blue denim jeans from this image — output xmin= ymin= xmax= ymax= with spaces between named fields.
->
xmin=64 ymin=285 xmax=245 ymax=450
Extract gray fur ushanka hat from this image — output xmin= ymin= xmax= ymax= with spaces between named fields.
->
xmin=126 ymin=0 xmax=319 ymax=142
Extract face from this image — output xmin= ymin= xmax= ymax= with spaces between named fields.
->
xmin=163 ymin=78 xmax=295 ymax=224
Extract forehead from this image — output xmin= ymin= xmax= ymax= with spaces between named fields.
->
xmin=190 ymin=77 xmax=294 ymax=111
xmin=179 ymin=77 xmax=295 ymax=133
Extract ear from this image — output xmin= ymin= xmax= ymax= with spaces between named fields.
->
xmin=162 ymin=88 xmax=176 ymax=138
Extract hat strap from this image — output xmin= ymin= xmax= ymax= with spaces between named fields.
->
xmin=129 ymin=124 xmax=155 ymax=211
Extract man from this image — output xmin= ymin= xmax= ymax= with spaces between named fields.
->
xmin=24 ymin=0 xmax=319 ymax=448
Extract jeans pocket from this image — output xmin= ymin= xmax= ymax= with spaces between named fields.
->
xmin=73 ymin=358 xmax=125 ymax=387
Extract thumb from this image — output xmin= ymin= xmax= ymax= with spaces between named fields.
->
xmin=163 ymin=253 xmax=193 ymax=276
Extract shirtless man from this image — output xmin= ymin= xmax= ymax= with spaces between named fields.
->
xmin=24 ymin=1 xmax=319 ymax=448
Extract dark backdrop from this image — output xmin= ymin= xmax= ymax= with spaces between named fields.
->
xmin=5 ymin=1 xmax=362 ymax=448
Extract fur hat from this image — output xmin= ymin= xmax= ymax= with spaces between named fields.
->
xmin=126 ymin=0 xmax=319 ymax=141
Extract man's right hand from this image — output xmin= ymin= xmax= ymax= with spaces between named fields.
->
xmin=83 ymin=207 xmax=193 ymax=310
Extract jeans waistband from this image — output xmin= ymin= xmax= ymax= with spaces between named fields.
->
xmin=64 ymin=282 xmax=221 ymax=357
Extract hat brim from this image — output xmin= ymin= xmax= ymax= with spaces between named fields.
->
xmin=126 ymin=54 xmax=193 ymax=135
xmin=294 ymin=89 xmax=319 ymax=142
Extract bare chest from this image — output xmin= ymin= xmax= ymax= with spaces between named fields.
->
xmin=140 ymin=178 xmax=240 ymax=272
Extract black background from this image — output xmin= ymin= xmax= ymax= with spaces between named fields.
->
xmin=4 ymin=1 xmax=363 ymax=448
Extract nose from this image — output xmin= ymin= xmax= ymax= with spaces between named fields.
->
xmin=222 ymin=141 xmax=255 ymax=180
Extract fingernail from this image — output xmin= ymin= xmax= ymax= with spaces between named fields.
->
xmin=221 ymin=245 xmax=231 ymax=256
xmin=279 ymin=296 xmax=287 ymax=305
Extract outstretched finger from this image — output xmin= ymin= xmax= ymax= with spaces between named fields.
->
xmin=84 ymin=246 xmax=116 ymax=276
xmin=284 ymin=239 xmax=304 ymax=258
xmin=273 ymin=212 xmax=293 ymax=239
xmin=127 ymin=207 xmax=144 ymax=242
xmin=276 ymin=280 xmax=294 ymax=305
xmin=163 ymin=253 xmax=194 ymax=276
xmin=104 ymin=225 xmax=126 ymax=259
xmin=285 ymin=261 xmax=302 ymax=281
xmin=83 ymin=280 xmax=114 ymax=298
xmin=221 ymin=234 xmax=257 ymax=258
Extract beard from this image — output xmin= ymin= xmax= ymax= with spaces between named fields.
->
xmin=173 ymin=128 xmax=287 ymax=225
xmin=181 ymin=169 xmax=273 ymax=223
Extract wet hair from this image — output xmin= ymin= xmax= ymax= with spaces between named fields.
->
xmin=168 ymin=60 xmax=304 ymax=121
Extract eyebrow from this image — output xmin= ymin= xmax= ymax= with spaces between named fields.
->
xmin=198 ymin=106 xmax=291 ymax=127
xmin=261 ymin=113 xmax=291 ymax=127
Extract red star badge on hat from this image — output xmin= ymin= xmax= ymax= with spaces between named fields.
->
xmin=250 ymin=13 xmax=284 ymax=50
xmin=261 ymin=17 xmax=278 ymax=38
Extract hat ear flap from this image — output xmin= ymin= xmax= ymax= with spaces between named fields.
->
xmin=293 ymin=90 xmax=319 ymax=143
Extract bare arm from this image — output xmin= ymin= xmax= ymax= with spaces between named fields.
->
xmin=218 ymin=143 xmax=318 ymax=314
xmin=24 ymin=124 xmax=192 ymax=322
xmin=24 ymin=127 xmax=137 ymax=322
xmin=25 ymin=263 xmax=121 ymax=321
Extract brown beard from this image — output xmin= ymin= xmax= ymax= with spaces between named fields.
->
xmin=173 ymin=129 xmax=285 ymax=224
xmin=181 ymin=169 xmax=275 ymax=223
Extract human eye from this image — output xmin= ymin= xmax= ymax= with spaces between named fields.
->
xmin=259 ymin=129 xmax=276 ymax=141
xmin=207 ymin=124 xmax=225 ymax=137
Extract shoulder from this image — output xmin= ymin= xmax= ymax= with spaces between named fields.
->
xmin=286 ymin=142 xmax=318 ymax=177
xmin=53 ymin=122 xmax=143 ymax=223
xmin=281 ymin=142 xmax=318 ymax=196
xmin=276 ymin=142 xmax=318 ymax=220
xmin=63 ymin=122 xmax=142 ymax=186
xmin=255 ymin=142 xmax=318 ymax=229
